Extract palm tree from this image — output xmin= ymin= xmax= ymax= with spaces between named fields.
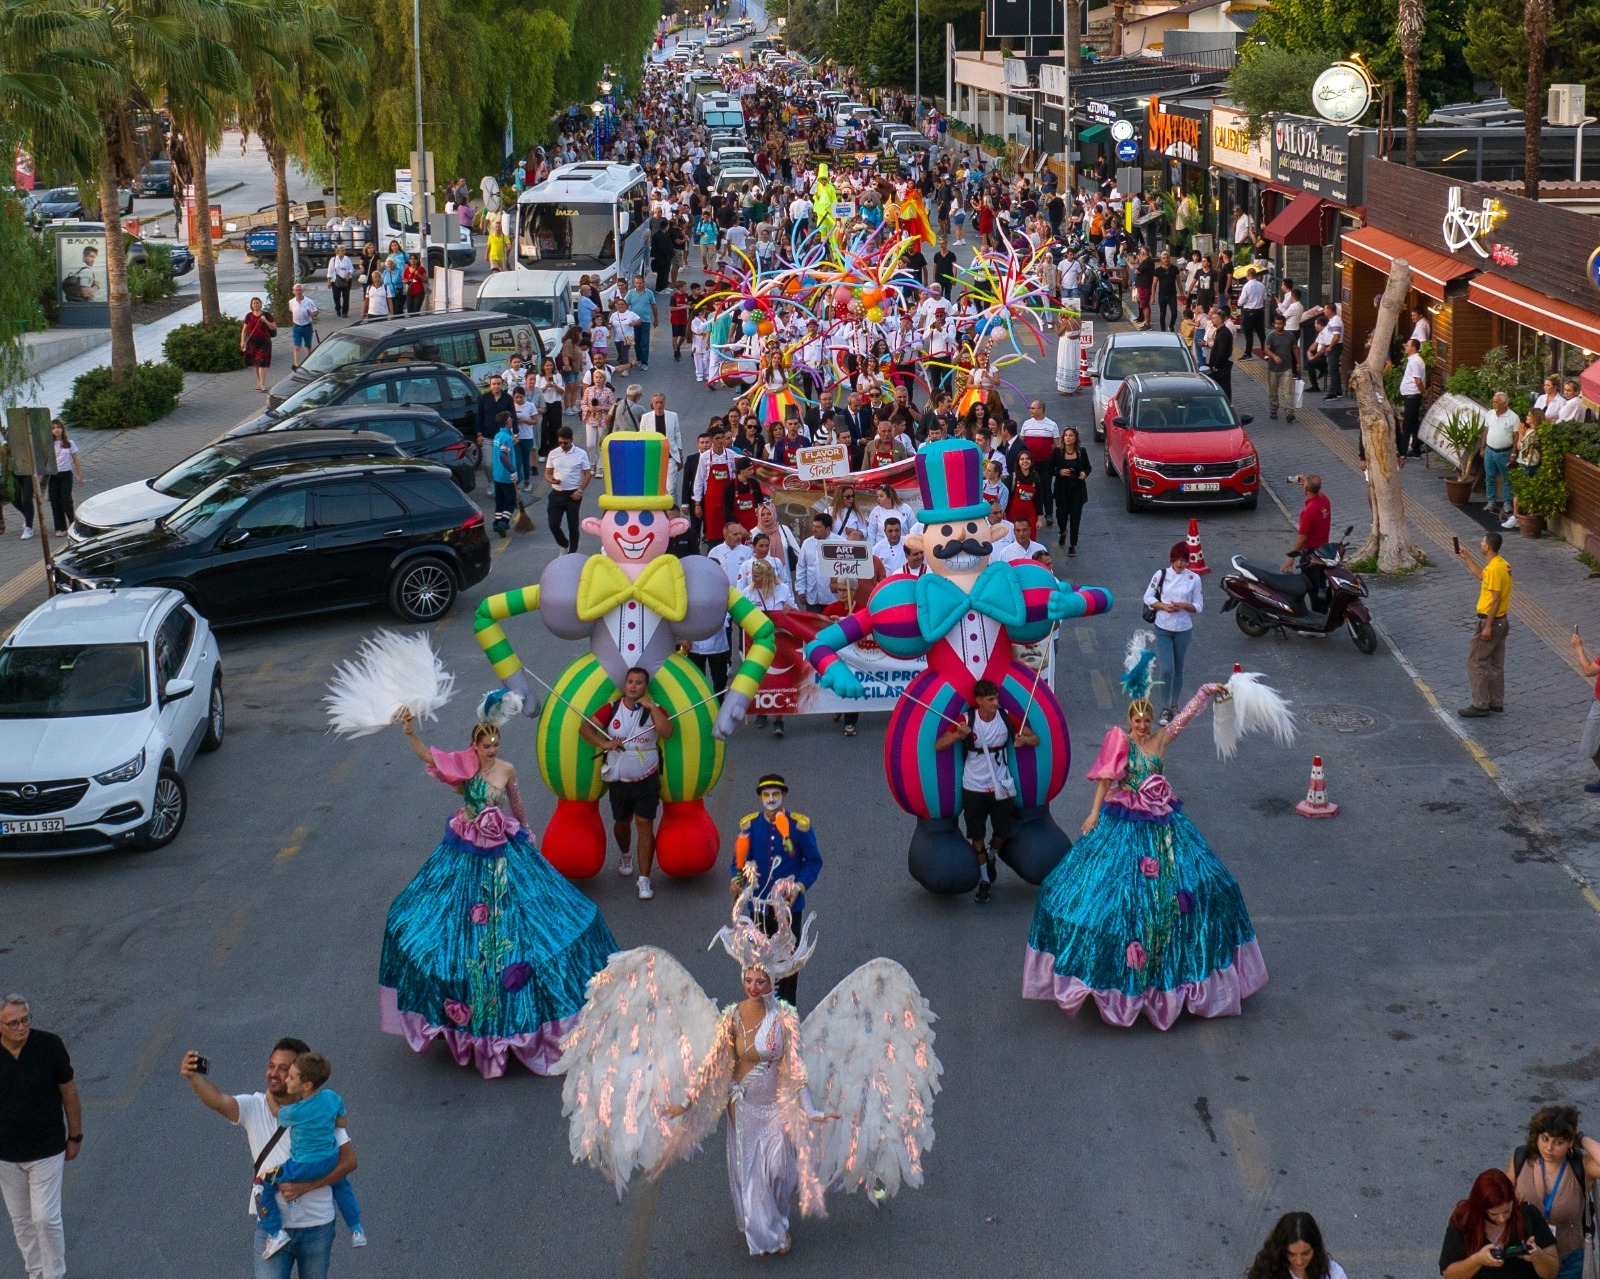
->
xmin=1524 ymin=0 xmax=1551 ymax=199
xmin=1398 ymin=0 xmax=1425 ymax=166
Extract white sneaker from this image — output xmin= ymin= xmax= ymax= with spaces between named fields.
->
xmin=1501 ymin=515 xmax=1519 ymax=529
xmin=20 ymin=526 xmax=33 ymax=540
xmin=637 ymin=875 xmax=654 ymax=900
xmin=351 ymin=1229 xmax=368 ymax=1248
xmin=617 ymin=852 xmax=635 ymax=876
xmin=263 ymin=1230 xmax=292 ymax=1260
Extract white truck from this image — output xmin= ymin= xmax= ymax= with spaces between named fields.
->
xmin=474 ymin=162 xmax=651 ymax=351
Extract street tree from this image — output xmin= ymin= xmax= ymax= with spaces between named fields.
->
xmin=1398 ymin=0 xmax=1425 ymax=164
xmin=1350 ymin=263 xmax=1427 ymax=573
xmin=1227 ymin=47 xmax=1339 ymax=139
xmin=1523 ymin=0 xmax=1552 ymax=198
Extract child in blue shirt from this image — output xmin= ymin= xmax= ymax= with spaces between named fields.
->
xmin=491 ymin=416 xmax=518 ymax=535
xmin=258 ymin=1052 xmax=364 ymax=1259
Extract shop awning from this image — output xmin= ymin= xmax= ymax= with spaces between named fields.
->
xmin=1582 ymin=360 xmax=1600 ymax=407
xmin=1261 ymin=191 xmax=1332 ymax=246
xmin=1340 ymin=227 xmax=1477 ymax=300
xmin=1079 ymin=124 xmax=1108 ymax=141
xmin=1467 ymin=274 xmax=1600 ymax=355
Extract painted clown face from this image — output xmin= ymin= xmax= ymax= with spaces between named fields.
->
xmin=582 ymin=508 xmax=690 ymax=569
xmin=903 ymin=517 xmax=1006 ymax=584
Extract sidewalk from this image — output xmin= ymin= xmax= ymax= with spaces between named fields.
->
xmin=1226 ymin=354 xmax=1600 ymax=886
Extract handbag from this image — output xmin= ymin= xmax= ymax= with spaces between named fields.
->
xmin=1293 ymin=377 xmax=1305 ymax=408
xmin=1142 ymin=568 xmax=1165 ymax=624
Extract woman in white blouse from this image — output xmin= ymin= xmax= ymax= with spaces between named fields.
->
xmin=743 ymin=559 xmax=795 ymax=736
xmin=1142 ymin=539 xmax=1204 ymax=726
xmin=867 ymin=483 xmax=916 ymax=545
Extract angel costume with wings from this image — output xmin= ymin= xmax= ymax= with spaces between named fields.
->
xmin=557 ymin=875 xmax=942 ymax=1257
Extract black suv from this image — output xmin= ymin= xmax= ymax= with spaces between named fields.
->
xmin=231 ymin=360 xmax=483 ymax=445
xmin=225 ymin=404 xmax=477 ymax=492
xmin=49 ymin=460 xmax=491 ymax=625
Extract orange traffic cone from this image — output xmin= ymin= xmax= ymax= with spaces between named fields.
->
xmin=1185 ymin=517 xmax=1209 ymax=574
xmin=1294 ymin=756 xmax=1340 ymax=818
xmin=1078 ymin=342 xmax=1092 ymax=388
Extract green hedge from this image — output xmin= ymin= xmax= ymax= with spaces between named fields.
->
xmin=164 ymin=317 xmax=246 ymax=372
xmin=62 ymin=361 xmax=184 ymax=431
xmin=127 ymin=243 xmax=178 ymax=303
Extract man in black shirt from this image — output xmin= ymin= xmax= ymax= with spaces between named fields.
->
xmin=933 ymin=239 xmax=958 ymax=299
xmin=650 ymin=221 xmax=676 ymax=293
xmin=1206 ymin=307 xmax=1235 ymax=402
xmin=1152 ymin=250 xmax=1181 ymax=332
xmin=1263 ymin=313 xmax=1301 ymax=421
xmin=903 ymin=243 xmax=927 ymax=287
xmin=475 ymin=374 xmax=515 ymax=471
xmin=0 ymin=996 xmax=78 ymax=1279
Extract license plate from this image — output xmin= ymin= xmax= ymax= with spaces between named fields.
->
xmin=1180 ymin=482 xmax=1221 ymax=492
xmin=1 ymin=819 xmax=64 ymax=835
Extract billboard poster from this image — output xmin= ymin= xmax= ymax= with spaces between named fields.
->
xmin=55 ymin=230 xmax=108 ymax=306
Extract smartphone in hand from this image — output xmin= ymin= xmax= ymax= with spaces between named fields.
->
xmin=1452 ymin=535 xmax=1461 ymax=555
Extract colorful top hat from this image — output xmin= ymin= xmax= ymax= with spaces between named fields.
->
xmin=914 ymin=439 xmax=990 ymax=525
xmin=598 ymin=431 xmax=674 ymax=511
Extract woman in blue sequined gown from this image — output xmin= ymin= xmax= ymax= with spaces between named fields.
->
xmin=380 ymin=708 xmax=617 ymax=1077
xmin=1022 ymin=685 xmax=1266 ymax=1029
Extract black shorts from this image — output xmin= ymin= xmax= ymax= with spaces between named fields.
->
xmin=962 ymin=788 xmax=1015 ymax=846
xmin=608 ymin=772 xmax=661 ymax=822
xmin=671 ymin=321 xmax=687 ymax=338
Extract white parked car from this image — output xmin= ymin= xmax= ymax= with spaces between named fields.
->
xmin=0 ymin=588 xmax=223 ymax=855
xmin=1092 ymin=329 xmax=1197 ymax=441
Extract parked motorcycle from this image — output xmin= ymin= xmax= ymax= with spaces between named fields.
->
xmin=1076 ymin=253 xmax=1125 ymax=320
xmin=1220 ymin=525 xmax=1378 ymax=654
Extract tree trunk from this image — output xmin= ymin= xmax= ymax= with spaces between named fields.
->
xmin=1404 ymin=60 xmax=1420 ymax=166
xmin=1110 ymin=0 xmax=1127 ymax=56
xmin=192 ymin=141 xmax=221 ymax=324
xmin=1524 ymin=0 xmax=1551 ymax=199
xmin=1067 ymin=0 xmax=1081 ymax=69
xmin=269 ymin=140 xmax=292 ymax=321
xmin=97 ymin=135 xmax=136 ymax=382
xmin=1351 ymin=261 xmax=1426 ymax=573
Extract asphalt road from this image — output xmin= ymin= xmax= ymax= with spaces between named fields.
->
xmin=8 ymin=293 xmax=1600 ymax=1279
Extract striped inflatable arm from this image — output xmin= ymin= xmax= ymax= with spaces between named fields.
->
xmin=803 ymin=609 xmax=871 ymax=678
xmin=473 ymin=584 xmax=542 ymax=680
xmin=727 ymin=588 xmax=777 ymax=698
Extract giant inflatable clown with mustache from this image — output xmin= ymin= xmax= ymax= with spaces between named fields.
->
xmin=805 ymin=439 xmax=1113 ymax=893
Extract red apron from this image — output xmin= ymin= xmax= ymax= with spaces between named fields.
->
xmin=732 ymin=486 xmax=759 ymax=531
xmin=703 ymin=454 xmax=734 ymax=533
xmin=1007 ymin=476 xmax=1039 ymax=526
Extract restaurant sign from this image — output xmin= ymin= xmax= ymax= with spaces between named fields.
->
xmin=1270 ymin=116 xmax=1351 ymax=204
xmin=1209 ymin=105 xmax=1270 ymax=181
xmin=1146 ymin=97 xmax=1207 ymax=166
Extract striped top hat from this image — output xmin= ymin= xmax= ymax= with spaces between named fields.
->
xmin=599 ymin=431 xmax=674 ymax=511
xmin=915 ymin=438 xmax=989 ymax=524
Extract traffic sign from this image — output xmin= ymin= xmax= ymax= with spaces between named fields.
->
xmin=1115 ymin=139 xmax=1139 ymax=163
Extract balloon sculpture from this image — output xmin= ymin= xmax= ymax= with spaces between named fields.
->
xmin=474 ymin=433 xmax=776 ymax=879
xmin=804 ymin=439 xmax=1113 ymax=894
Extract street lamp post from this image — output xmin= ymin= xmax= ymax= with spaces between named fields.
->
xmin=592 ymin=101 xmax=605 ymax=155
xmin=412 ymin=0 xmax=429 ymax=270
xmin=915 ymin=0 xmax=920 ymax=106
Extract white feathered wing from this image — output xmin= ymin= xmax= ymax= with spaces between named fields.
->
xmin=1213 ymin=670 xmax=1297 ymax=759
xmin=554 ymin=947 xmax=723 ymax=1198
xmin=324 ymin=630 xmax=456 ymax=737
xmin=800 ymin=958 xmax=942 ymax=1201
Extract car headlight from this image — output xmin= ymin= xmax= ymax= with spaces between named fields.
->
xmin=94 ymin=749 xmax=146 ymax=786
xmin=1237 ymin=453 xmax=1258 ymax=469
xmin=83 ymin=576 xmax=121 ymax=589
xmin=1130 ymin=456 xmax=1154 ymax=470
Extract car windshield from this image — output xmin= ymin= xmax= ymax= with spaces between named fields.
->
xmin=484 ymin=295 xmax=565 ymax=328
xmin=300 ymin=332 xmax=373 ymax=376
xmin=152 ymin=446 xmax=244 ymax=499
xmin=1133 ymin=392 xmax=1236 ymax=431
xmin=1104 ymin=346 xmax=1192 ymax=380
xmin=704 ymin=110 xmax=744 ymax=129
xmin=517 ymin=201 xmax=616 ymax=267
xmin=0 ymin=643 xmax=150 ymax=718
xmin=272 ymin=377 xmax=346 ymax=416
xmin=162 ymin=476 xmax=253 ymax=536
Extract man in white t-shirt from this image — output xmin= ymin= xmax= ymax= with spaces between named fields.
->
xmin=872 ymin=517 xmax=908 ymax=577
xmin=1397 ymin=338 xmax=1427 ymax=459
xmin=580 ymin=666 xmax=673 ymax=900
xmin=708 ymin=520 xmax=753 ymax=588
xmin=181 ymin=1039 xmax=357 ymax=1271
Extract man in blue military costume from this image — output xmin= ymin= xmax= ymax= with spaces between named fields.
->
xmin=731 ymin=773 xmax=823 ymax=1005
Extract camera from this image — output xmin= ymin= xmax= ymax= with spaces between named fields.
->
xmin=1491 ymin=1243 xmax=1531 ymax=1260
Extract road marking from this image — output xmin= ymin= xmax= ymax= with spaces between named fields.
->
xmin=1073 ymin=626 xmax=1096 ymax=654
xmin=1374 ymin=617 xmax=1600 ymax=918
xmin=1089 ymin=669 xmax=1113 ymax=709
xmin=254 ymin=656 xmax=276 ymax=678
xmin=0 ymin=562 xmax=46 ymax=613
xmin=276 ymin=825 xmax=311 ymax=860
xmin=208 ymin=907 xmax=251 ymax=964
xmin=85 ymin=1005 xmax=184 ymax=1112
xmin=1222 ymin=1109 xmax=1269 ymax=1194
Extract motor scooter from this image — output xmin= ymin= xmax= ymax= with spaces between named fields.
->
xmin=1077 ymin=253 xmax=1125 ymax=320
xmin=1220 ymin=525 xmax=1378 ymax=654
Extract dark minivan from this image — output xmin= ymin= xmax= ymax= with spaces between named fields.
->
xmin=231 ymin=404 xmax=479 ymax=492
xmin=267 ymin=310 xmax=540 ymax=407
xmin=230 ymin=360 xmax=483 ymax=445
xmin=49 ymin=460 xmax=491 ymax=625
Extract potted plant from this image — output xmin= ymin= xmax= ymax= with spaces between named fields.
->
xmin=1508 ymin=464 xmax=1569 ymax=538
xmin=1435 ymin=409 xmax=1484 ymax=504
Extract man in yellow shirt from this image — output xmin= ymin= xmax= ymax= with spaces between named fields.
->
xmin=1456 ymin=531 xmax=1512 ymax=716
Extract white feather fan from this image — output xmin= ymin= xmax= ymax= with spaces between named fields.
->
xmin=324 ymin=630 xmax=457 ymax=737
xmin=801 ymin=958 xmax=943 ymax=1200
xmin=1212 ymin=670 xmax=1297 ymax=760
xmin=554 ymin=947 xmax=721 ymax=1198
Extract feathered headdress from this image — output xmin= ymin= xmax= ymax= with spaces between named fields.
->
xmin=475 ymin=688 xmax=524 ymax=727
xmin=1212 ymin=670 xmax=1297 ymax=760
xmin=1121 ymin=629 xmax=1158 ymax=700
xmin=711 ymin=867 xmax=818 ymax=981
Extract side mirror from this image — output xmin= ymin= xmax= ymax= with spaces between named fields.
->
xmin=219 ymin=527 xmax=250 ymax=549
xmin=1111 ymin=415 xmax=1126 ymax=428
xmin=618 ymin=212 xmax=631 ymax=234
xmin=1343 ymin=524 xmax=1355 ymax=537
xmin=1238 ymin=414 xmax=1254 ymax=425
xmin=163 ymin=677 xmax=195 ymax=702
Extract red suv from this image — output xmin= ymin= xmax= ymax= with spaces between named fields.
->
xmin=1103 ymin=372 xmax=1259 ymax=511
